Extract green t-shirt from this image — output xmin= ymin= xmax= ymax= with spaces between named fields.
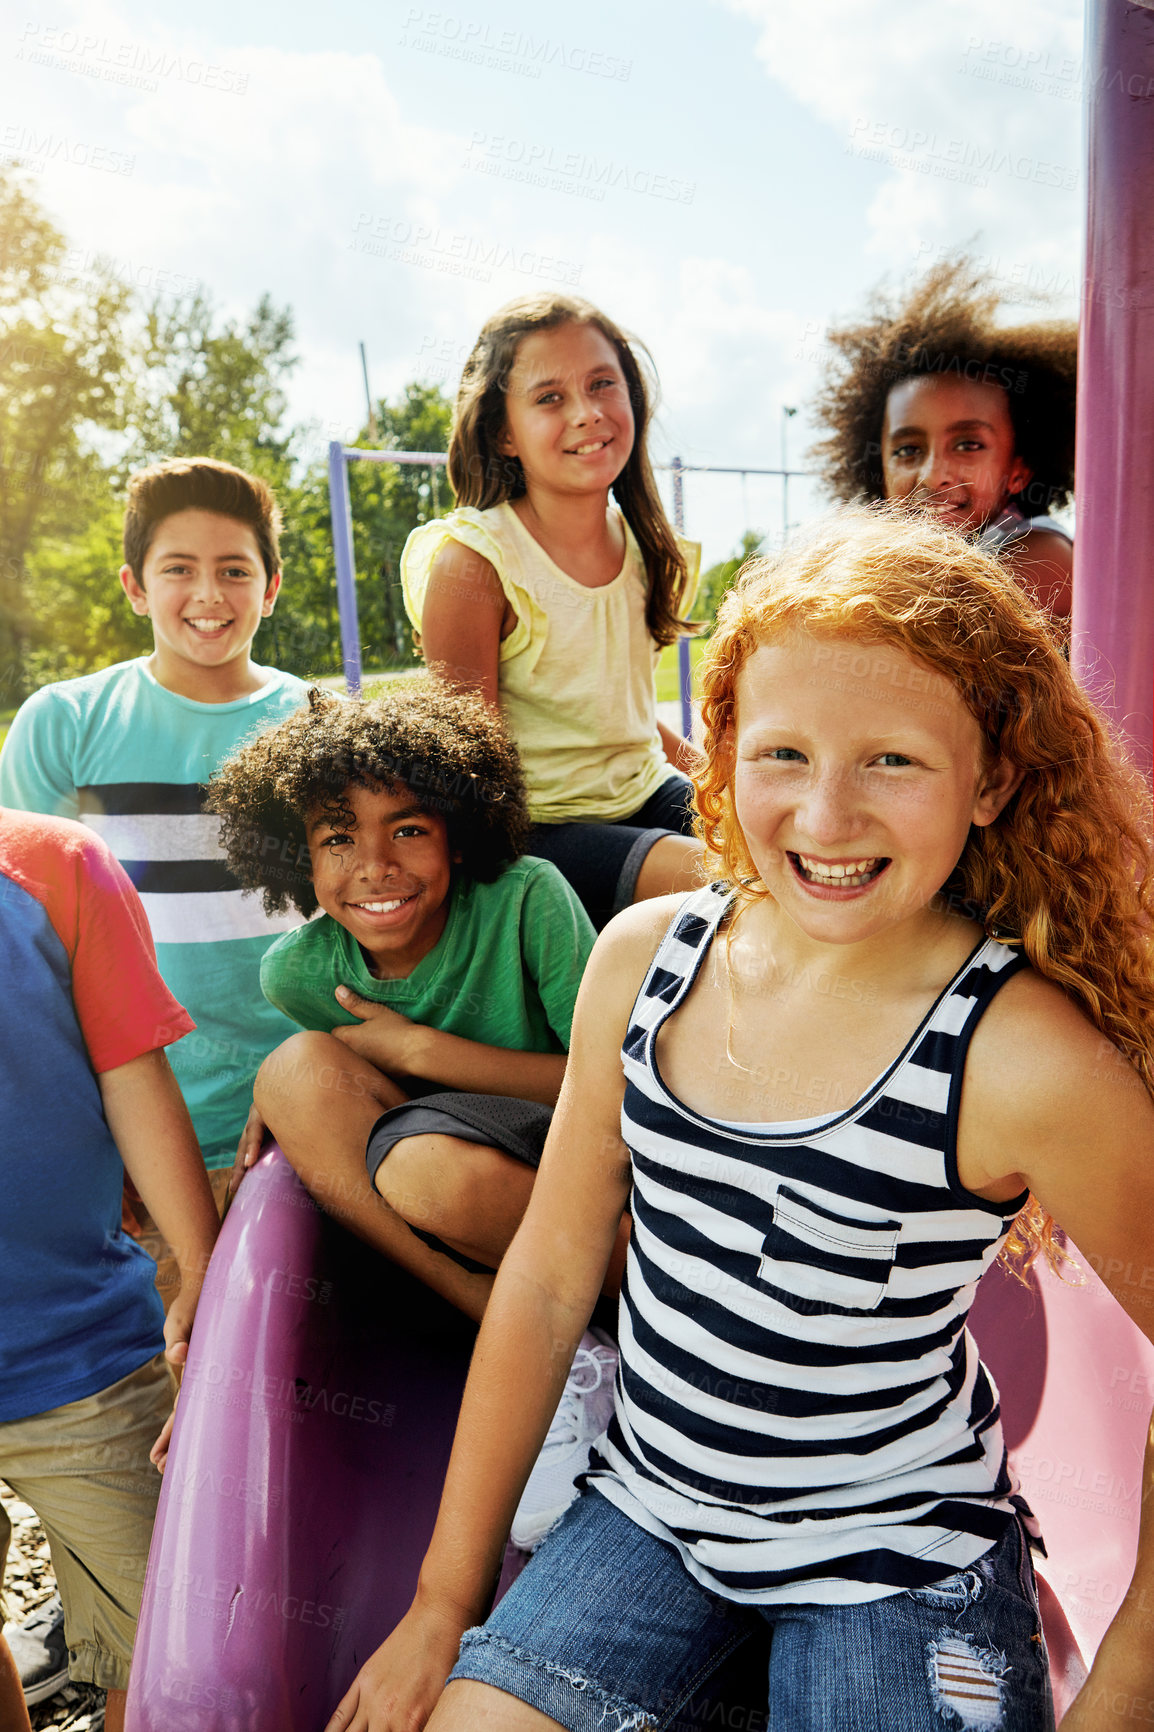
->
xmin=261 ymin=857 xmax=595 ymax=1064
xmin=0 ymin=657 xmax=309 ymax=1167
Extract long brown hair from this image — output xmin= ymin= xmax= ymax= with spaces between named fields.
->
xmin=694 ymin=506 xmax=1154 ymax=1272
xmin=447 ymin=293 xmax=694 ymax=648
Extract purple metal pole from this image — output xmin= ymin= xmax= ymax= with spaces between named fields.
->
xmin=671 ymin=455 xmax=693 ymax=740
xmin=327 ymin=440 xmax=363 ymax=697
xmin=1072 ymin=0 xmax=1154 ymax=776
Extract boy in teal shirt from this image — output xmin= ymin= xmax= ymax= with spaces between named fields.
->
xmin=0 ymin=459 xmax=308 ymax=1198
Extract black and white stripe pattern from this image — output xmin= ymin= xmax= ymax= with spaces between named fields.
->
xmin=588 ymin=882 xmax=1031 ymax=1605
xmin=78 ymin=783 xmax=300 ymax=945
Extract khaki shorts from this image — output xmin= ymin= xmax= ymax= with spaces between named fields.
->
xmin=123 ymin=1168 xmax=232 ymax=1312
xmin=0 ymin=1354 xmax=175 ymax=1691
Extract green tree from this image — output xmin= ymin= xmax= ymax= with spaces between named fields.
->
xmin=1 ymin=167 xmax=454 ymax=695
xmin=126 ymin=290 xmax=297 ymax=483
xmin=271 ymin=383 xmax=454 ymax=679
xmin=347 ymin=382 xmax=453 ymax=672
xmin=698 ymin=530 xmax=764 ymax=630
xmin=0 ymin=168 xmax=135 ymax=702
xmin=18 ymin=286 xmax=302 ymax=691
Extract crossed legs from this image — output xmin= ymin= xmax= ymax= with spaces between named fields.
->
xmin=254 ymin=1033 xmax=626 ymax=1324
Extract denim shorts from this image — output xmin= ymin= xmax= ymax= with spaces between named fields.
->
xmin=449 ymin=1490 xmax=1054 ymax=1731
xmin=525 ymin=774 xmax=697 ymax=930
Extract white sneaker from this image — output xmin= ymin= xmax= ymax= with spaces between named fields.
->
xmin=510 ymin=1328 xmax=618 ymax=1552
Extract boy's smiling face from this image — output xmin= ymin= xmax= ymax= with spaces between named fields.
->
xmin=120 ymin=507 xmax=281 ymax=701
xmin=306 ymin=781 xmax=456 ymax=979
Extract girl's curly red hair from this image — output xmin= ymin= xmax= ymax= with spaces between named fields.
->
xmin=693 ymin=507 xmax=1154 ymax=1273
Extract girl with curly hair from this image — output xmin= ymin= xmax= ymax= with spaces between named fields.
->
xmin=811 ymin=256 xmax=1077 ymax=625
xmin=331 ymin=509 xmax=1154 ymax=1732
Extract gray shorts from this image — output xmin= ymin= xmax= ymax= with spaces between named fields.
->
xmin=365 ymin=1092 xmax=553 ymax=1274
xmin=526 ymin=774 xmax=696 ymax=930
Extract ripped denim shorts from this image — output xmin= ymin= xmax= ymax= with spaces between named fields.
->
xmin=448 ymin=1490 xmax=1054 ymax=1731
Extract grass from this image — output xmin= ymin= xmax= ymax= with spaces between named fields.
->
xmin=655 ymin=636 xmax=708 ymax=705
xmin=0 ymin=650 xmax=701 ymax=748
xmin=318 ymin=648 xmax=709 ymax=707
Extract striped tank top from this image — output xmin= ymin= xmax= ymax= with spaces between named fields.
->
xmin=587 ymin=882 xmax=1033 ymax=1606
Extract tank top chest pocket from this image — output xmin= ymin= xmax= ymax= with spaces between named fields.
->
xmin=758 ymin=1185 xmax=900 ymax=1312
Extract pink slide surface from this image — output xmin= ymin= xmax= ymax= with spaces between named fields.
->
xmin=970 ymin=1247 xmax=1154 ymax=1716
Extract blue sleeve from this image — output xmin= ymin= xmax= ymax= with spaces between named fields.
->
xmin=517 ymin=862 xmax=596 ymax=1050
xmin=0 ymin=687 xmax=82 ymax=819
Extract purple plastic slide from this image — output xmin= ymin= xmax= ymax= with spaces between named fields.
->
xmin=970 ymin=1247 xmax=1154 ymax=1718
xmin=124 ymin=1147 xmax=477 ymax=1731
xmin=124 ymin=1148 xmax=767 ymax=1730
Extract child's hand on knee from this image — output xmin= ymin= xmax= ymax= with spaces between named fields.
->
xmin=324 ymin=1593 xmax=468 ymax=1732
xmin=331 ymin=987 xmax=419 ymax=1074
xmin=229 ymin=1100 xmax=268 ymax=1200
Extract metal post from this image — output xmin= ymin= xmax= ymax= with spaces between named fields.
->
xmin=328 ymin=441 xmax=363 ymax=696
xmin=670 ymin=455 xmax=693 ymax=740
xmin=1072 ymin=0 xmax=1154 ymax=776
xmin=359 ymin=342 xmax=378 ymax=442
xmin=781 ymin=406 xmax=797 ymax=543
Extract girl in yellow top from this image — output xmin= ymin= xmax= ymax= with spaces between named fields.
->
xmin=401 ymin=294 xmax=703 ymax=930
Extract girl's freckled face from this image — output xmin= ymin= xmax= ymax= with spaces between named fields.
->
xmin=730 ymin=633 xmax=1000 ymax=947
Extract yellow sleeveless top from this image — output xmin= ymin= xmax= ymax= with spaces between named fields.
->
xmin=401 ymin=503 xmax=700 ymax=825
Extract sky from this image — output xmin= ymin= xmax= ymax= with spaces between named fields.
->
xmin=3 ymin=0 xmax=1083 ymax=566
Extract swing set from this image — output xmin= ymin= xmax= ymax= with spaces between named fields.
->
xmin=327 ymin=443 xmax=808 ymax=737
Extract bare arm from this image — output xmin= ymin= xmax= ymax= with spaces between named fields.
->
xmin=419 ymin=541 xmax=510 ymax=708
xmin=1004 ymin=528 xmax=1073 ymax=623
xmin=329 ymin=986 xmax=568 ymax=1106
xmin=656 ymin=717 xmax=697 ymax=777
xmin=99 ymin=1047 xmax=220 ymax=1368
xmin=959 ymin=976 xmax=1154 ymax=1724
xmin=324 ymin=902 xmax=672 ymax=1732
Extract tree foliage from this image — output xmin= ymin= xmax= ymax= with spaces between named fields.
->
xmin=0 ymin=167 xmax=454 ymax=702
xmin=0 ymin=169 xmax=136 ymax=700
xmin=698 ymin=529 xmax=765 ymax=629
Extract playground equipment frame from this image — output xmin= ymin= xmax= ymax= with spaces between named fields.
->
xmin=327 ymin=444 xmax=811 ymax=736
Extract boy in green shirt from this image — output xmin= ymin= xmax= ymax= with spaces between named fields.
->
xmin=210 ymin=681 xmax=619 ymax=1550
xmin=209 ymin=678 xmax=595 ymax=1312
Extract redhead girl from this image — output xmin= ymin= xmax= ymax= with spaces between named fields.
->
xmin=335 ymin=508 xmax=1154 ymax=1732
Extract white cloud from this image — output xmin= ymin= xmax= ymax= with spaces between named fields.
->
xmin=1 ymin=0 xmax=1087 ymax=563
xmin=725 ymin=0 xmax=1082 ymax=299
